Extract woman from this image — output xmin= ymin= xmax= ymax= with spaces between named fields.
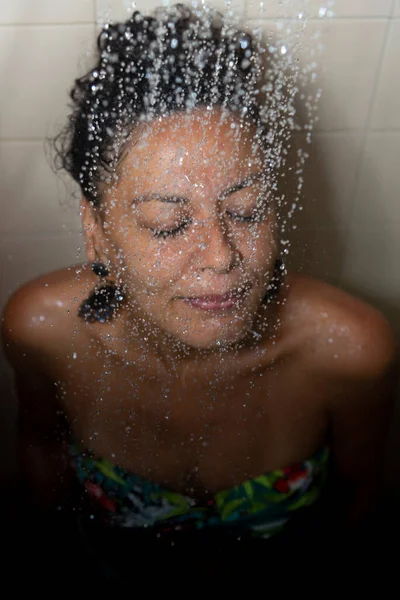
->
xmin=2 ymin=3 xmax=398 ymax=583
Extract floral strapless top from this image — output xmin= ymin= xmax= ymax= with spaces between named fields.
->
xmin=70 ymin=442 xmax=329 ymax=540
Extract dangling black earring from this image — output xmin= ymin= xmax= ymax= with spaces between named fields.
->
xmin=78 ymin=261 xmax=125 ymax=323
xmin=92 ymin=261 xmax=110 ymax=278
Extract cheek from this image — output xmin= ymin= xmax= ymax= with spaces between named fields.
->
xmin=106 ymin=214 xmax=189 ymax=289
xmin=102 ymin=213 xmax=134 ymax=260
xmin=119 ymin=235 xmax=187 ymax=290
xmin=240 ymin=223 xmax=277 ymax=268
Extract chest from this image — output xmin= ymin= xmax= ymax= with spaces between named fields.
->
xmin=49 ymin=344 xmax=328 ymax=493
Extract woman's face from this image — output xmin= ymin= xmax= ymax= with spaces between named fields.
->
xmin=88 ymin=107 xmax=279 ymax=350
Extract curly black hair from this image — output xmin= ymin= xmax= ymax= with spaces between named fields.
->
xmin=54 ymin=3 xmax=288 ymax=205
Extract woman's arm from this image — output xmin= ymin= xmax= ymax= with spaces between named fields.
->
xmin=327 ymin=314 xmax=399 ymax=525
xmin=13 ymin=362 xmax=73 ymax=511
xmin=1 ymin=285 xmax=74 ymax=514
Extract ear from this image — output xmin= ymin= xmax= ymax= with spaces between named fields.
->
xmin=80 ymin=197 xmax=103 ymax=263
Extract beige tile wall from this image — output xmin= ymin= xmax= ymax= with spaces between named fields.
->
xmin=1 ymin=0 xmax=399 ymax=487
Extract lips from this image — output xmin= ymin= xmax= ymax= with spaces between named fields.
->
xmin=183 ymin=285 xmax=251 ymax=310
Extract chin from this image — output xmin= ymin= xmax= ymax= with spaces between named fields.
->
xmin=172 ymin=321 xmax=250 ymax=351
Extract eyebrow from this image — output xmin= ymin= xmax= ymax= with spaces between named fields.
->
xmin=219 ymin=172 xmax=264 ymax=199
xmin=130 ymin=172 xmax=264 ymax=205
xmin=131 ymin=193 xmax=188 ymax=205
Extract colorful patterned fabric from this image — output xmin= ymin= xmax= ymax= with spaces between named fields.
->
xmin=70 ymin=443 xmax=329 ymax=539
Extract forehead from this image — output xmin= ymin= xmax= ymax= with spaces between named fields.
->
xmin=118 ymin=108 xmax=264 ymax=189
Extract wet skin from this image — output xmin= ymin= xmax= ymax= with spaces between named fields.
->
xmin=2 ymin=109 xmax=398 ymax=520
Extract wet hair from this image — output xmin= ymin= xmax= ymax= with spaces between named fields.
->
xmin=54 ymin=3 xmax=270 ymax=205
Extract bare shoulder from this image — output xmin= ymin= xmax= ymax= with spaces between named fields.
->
xmin=1 ymin=263 xmax=95 ymax=363
xmin=285 ymin=271 xmax=398 ymax=378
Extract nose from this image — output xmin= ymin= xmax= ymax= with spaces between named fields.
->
xmin=194 ymin=217 xmax=240 ymax=274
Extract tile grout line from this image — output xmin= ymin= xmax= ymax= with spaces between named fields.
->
xmin=0 ymin=232 xmax=84 ymax=244
xmin=352 ymin=17 xmax=394 ymax=201
xmin=0 ymin=138 xmax=58 ymax=143
xmin=337 ymin=14 xmax=394 ymax=288
xmin=93 ymin=0 xmax=98 ymax=54
xmin=0 ymin=22 xmax=94 ymax=28
xmin=0 ymin=17 xmax=399 ymax=28
xmin=243 ymin=16 xmax=396 ymax=22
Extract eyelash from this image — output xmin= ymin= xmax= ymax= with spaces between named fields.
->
xmin=151 ymin=221 xmax=191 ymax=239
xmin=151 ymin=211 xmax=265 ymax=239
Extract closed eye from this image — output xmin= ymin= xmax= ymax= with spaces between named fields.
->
xmin=150 ymin=219 xmax=192 ymax=239
xmin=227 ymin=195 xmax=270 ymax=223
xmin=227 ymin=211 xmax=265 ymax=223
xmin=150 ymin=207 xmax=268 ymax=239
